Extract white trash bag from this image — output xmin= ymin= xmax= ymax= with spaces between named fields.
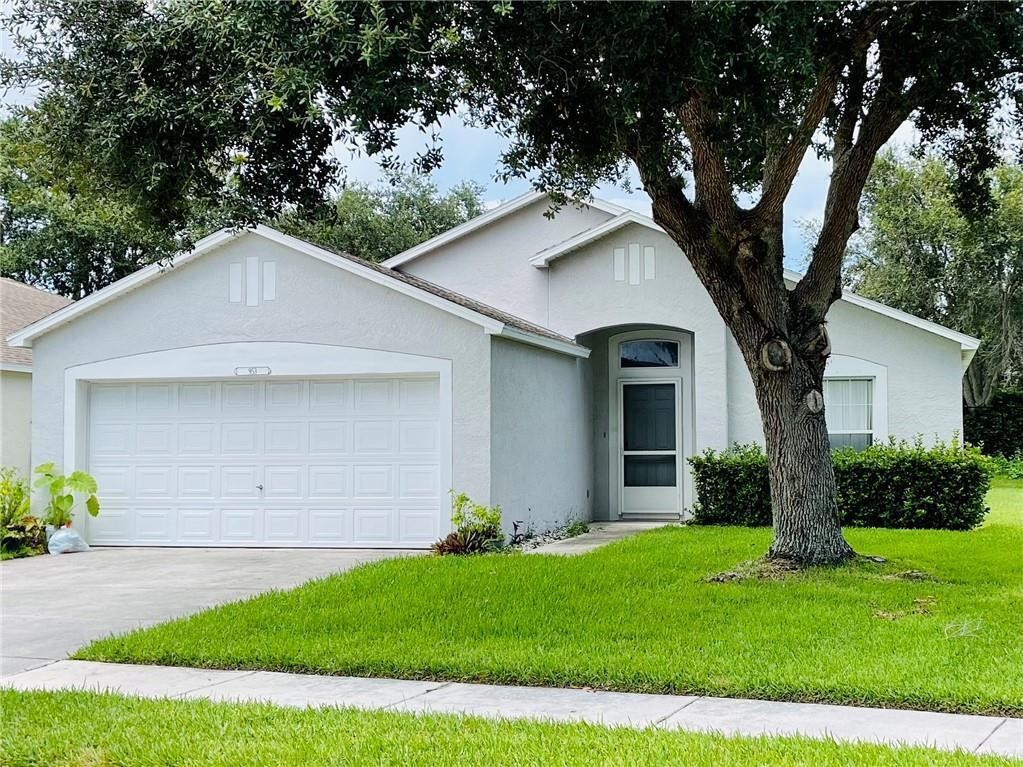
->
xmin=48 ymin=527 xmax=90 ymax=555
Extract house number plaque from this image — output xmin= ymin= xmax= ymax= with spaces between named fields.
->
xmin=234 ymin=366 xmax=272 ymax=376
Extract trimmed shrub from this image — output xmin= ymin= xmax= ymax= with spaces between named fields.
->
xmin=689 ymin=439 xmax=994 ymax=530
xmin=965 ymin=388 xmax=1023 ymax=458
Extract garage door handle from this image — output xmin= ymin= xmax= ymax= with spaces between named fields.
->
xmin=256 ymin=484 xmax=264 ymax=491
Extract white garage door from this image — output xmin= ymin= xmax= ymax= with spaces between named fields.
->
xmin=86 ymin=377 xmax=443 ymax=548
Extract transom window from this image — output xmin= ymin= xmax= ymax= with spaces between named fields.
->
xmin=824 ymin=378 xmax=873 ymax=451
xmin=620 ymin=340 xmax=679 ymax=368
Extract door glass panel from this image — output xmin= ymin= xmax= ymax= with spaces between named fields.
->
xmin=623 ymin=384 xmax=676 ymax=451
xmin=624 ymin=455 xmax=676 ymax=487
xmin=620 ymin=340 xmax=679 ymax=368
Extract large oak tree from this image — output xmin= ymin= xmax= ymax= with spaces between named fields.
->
xmin=6 ymin=1 xmax=1022 ymax=563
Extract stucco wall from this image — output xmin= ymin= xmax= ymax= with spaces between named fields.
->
xmin=726 ymin=299 xmax=966 ymax=446
xmin=0 ymin=370 xmax=32 ymax=474
xmin=29 ymin=235 xmax=495 ymax=505
xmin=490 ymin=336 xmax=592 ymax=534
xmin=401 ymin=199 xmax=614 ymax=328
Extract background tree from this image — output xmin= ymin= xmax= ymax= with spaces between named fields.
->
xmin=274 ymin=175 xmax=485 ymax=263
xmin=0 ymin=113 xmax=485 ymax=296
xmin=6 ymin=1 xmax=1022 ymax=563
xmin=847 ymin=152 xmax=1022 ymax=408
xmin=0 ymin=115 xmax=179 ymax=297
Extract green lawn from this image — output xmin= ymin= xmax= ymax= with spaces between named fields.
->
xmin=77 ymin=479 xmax=1023 ymax=715
xmin=2 ymin=690 xmax=1018 ymax=767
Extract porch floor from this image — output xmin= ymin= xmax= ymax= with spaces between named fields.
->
xmin=525 ymin=521 xmax=671 ymax=556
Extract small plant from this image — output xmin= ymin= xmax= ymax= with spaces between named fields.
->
xmin=564 ymin=518 xmax=590 ymax=537
xmin=33 ymin=463 xmax=100 ymax=528
xmin=0 ymin=468 xmax=45 ymax=559
xmin=432 ymin=491 xmax=503 ymax=555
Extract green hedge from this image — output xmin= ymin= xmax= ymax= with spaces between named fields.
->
xmin=965 ymin=388 xmax=1023 ymax=458
xmin=689 ymin=440 xmax=994 ymax=530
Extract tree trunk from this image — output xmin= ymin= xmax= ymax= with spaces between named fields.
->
xmin=749 ymin=351 xmax=856 ymax=565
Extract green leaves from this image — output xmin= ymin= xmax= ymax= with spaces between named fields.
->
xmin=31 ymin=464 xmax=102 ymax=528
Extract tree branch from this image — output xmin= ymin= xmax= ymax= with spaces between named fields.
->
xmin=675 ymin=91 xmax=741 ymax=238
xmin=795 ymin=76 xmax=924 ymax=315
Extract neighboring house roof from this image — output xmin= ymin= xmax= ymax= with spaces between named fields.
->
xmin=381 ymin=190 xmax=627 ymax=269
xmin=5 ymin=226 xmax=588 ymax=359
xmin=0 ymin=278 xmax=73 ymax=372
xmin=526 ymin=206 xmax=981 ymax=363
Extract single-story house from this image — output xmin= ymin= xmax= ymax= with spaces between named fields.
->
xmin=7 ymin=193 xmax=979 ymax=548
xmin=0 ymin=278 xmax=73 ymax=475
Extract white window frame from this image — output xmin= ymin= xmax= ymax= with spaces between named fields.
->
xmin=823 ymin=355 xmax=889 ymax=446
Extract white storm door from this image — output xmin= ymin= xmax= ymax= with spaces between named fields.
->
xmin=85 ymin=376 xmax=442 ymax=548
xmin=620 ymin=381 xmax=679 ymax=516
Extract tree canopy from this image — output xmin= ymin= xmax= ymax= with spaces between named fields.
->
xmin=847 ymin=152 xmax=1023 ymax=407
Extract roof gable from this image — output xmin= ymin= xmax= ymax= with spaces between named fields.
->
xmin=528 ymin=207 xmax=980 ymax=356
xmin=381 ymin=191 xmax=627 ymax=269
xmin=6 ymin=227 xmax=587 ymax=359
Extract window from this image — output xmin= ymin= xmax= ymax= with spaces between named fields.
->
xmin=620 ymin=340 xmax=679 ymax=368
xmin=824 ymin=378 xmax=873 ymax=450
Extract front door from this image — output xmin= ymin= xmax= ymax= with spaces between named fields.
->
xmin=620 ymin=380 xmax=679 ymax=516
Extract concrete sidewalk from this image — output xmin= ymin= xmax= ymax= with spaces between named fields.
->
xmin=526 ymin=521 xmax=669 ymax=555
xmin=4 ymin=660 xmax=1020 ymax=758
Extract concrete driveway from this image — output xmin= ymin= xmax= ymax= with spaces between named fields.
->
xmin=1 ymin=547 xmax=417 ymax=678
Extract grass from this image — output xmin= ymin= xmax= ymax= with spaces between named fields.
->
xmin=76 ymin=479 xmax=1023 ymax=716
xmin=2 ymin=690 xmax=1018 ymax=767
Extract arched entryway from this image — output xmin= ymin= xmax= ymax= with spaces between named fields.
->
xmin=577 ymin=325 xmax=695 ymax=521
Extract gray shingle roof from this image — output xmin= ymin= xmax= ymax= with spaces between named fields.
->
xmin=0 ymin=278 xmax=73 ymax=367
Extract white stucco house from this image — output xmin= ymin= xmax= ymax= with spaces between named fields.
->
xmin=7 ymin=192 xmax=978 ymax=549
xmin=0 ymin=278 xmax=73 ymax=475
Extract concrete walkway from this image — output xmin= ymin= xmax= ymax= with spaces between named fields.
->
xmin=0 ymin=547 xmax=417 ymax=676
xmin=4 ymin=660 xmax=1020 ymax=758
xmin=526 ymin=521 xmax=670 ymax=555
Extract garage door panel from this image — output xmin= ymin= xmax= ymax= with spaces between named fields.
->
xmin=136 ymin=383 xmax=175 ymax=415
xmin=308 ymin=509 xmax=352 ymax=543
xmin=400 ymin=510 xmax=440 ymax=542
xmin=136 ymin=423 xmax=175 ymax=455
xmin=87 ymin=377 xmax=442 ymax=548
xmin=134 ymin=508 xmax=174 ymax=542
xmin=221 ymin=422 xmax=261 ymax=455
xmin=91 ymin=384 xmax=133 ymax=416
xmin=221 ymin=466 xmax=261 ymax=497
xmin=354 ymin=380 xmax=393 ymax=412
xmin=264 ymin=466 xmax=302 ymax=498
xmin=309 ymin=421 xmax=350 ymax=454
xmin=352 ymin=465 xmax=394 ymax=498
xmin=221 ymin=509 xmax=260 ymax=542
xmin=309 ymin=381 xmax=348 ymax=412
xmin=308 ymin=466 xmax=348 ymax=498
xmin=399 ymin=379 xmax=439 ymax=412
xmin=399 ymin=465 xmax=440 ymax=498
xmin=265 ymin=509 xmax=304 ymax=541
xmin=177 ymin=508 xmax=217 ymax=542
xmin=91 ymin=423 xmax=133 ymax=457
xmin=265 ymin=381 xmax=305 ymax=412
xmin=353 ymin=509 xmax=393 ymax=542
xmin=398 ymin=420 xmax=439 ymax=453
xmin=134 ymin=466 xmax=175 ymax=497
xmin=353 ymin=421 xmax=395 ymax=453
xmin=179 ymin=467 xmax=216 ymax=498
xmin=179 ymin=423 xmax=217 ymax=455
xmin=222 ymin=382 xmax=260 ymax=412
